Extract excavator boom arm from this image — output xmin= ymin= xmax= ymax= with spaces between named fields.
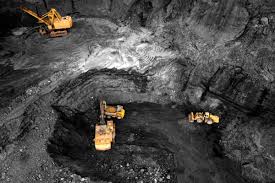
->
xmin=99 ymin=100 xmax=106 ymax=124
xmin=20 ymin=6 xmax=51 ymax=26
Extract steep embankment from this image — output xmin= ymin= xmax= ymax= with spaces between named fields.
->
xmin=0 ymin=0 xmax=274 ymax=182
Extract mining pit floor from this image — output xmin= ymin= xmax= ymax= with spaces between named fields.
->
xmin=0 ymin=73 xmax=247 ymax=183
xmin=47 ymin=102 xmax=246 ymax=183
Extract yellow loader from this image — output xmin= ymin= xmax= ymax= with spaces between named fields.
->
xmin=188 ymin=112 xmax=219 ymax=125
xmin=101 ymin=100 xmax=125 ymax=119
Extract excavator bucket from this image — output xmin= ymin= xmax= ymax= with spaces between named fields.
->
xmin=188 ymin=112 xmax=195 ymax=122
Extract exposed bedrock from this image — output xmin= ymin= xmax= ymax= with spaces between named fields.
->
xmin=183 ymin=64 xmax=275 ymax=182
xmin=185 ymin=0 xmax=249 ymax=43
xmin=55 ymin=61 xmax=188 ymax=107
xmin=221 ymin=118 xmax=275 ymax=182
xmin=182 ymin=65 xmax=275 ymax=182
xmin=184 ymin=65 xmax=275 ymax=115
xmin=0 ymin=0 xmax=275 ymax=182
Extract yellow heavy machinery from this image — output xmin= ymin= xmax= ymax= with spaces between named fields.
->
xmin=94 ymin=100 xmax=125 ymax=151
xmin=188 ymin=112 xmax=219 ymax=125
xmin=20 ymin=6 xmax=73 ymax=37
xmin=94 ymin=120 xmax=115 ymax=151
xmin=101 ymin=100 xmax=125 ymax=119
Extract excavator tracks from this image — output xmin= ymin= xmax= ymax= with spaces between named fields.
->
xmin=49 ymin=30 xmax=68 ymax=38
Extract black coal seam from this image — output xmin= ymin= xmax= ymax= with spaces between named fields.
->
xmin=0 ymin=65 xmax=14 ymax=77
xmin=201 ymin=66 xmax=225 ymax=101
xmin=163 ymin=0 xmax=173 ymax=13
xmin=125 ymin=0 xmax=142 ymax=20
xmin=0 ymin=125 xmax=10 ymax=150
xmin=55 ymin=68 xmax=148 ymax=97
xmin=181 ymin=64 xmax=196 ymax=92
xmin=207 ymin=90 xmax=251 ymax=113
xmin=232 ymin=4 xmax=252 ymax=41
xmin=0 ymin=105 xmax=35 ymax=150
xmin=222 ymin=71 xmax=248 ymax=94
xmin=248 ymin=87 xmax=270 ymax=116
xmin=149 ymin=0 xmax=170 ymax=19
xmin=117 ymin=134 xmax=177 ymax=150
xmin=206 ymin=89 xmax=275 ymax=117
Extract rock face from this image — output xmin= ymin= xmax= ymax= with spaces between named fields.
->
xmin=186 ymin=0 xmax=249 ymax=43
xmin=187 ymin=65 xmax=275 ymax=114
xmin=221 ymin=118 xmax=275 ymax=182
xmin=0 ymin=0 xmax=275 ymax=182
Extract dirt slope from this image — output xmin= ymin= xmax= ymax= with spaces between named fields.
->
xmin=0 ymin=0 xmax=275 ymax=182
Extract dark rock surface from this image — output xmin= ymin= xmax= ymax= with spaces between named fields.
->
xmin=221 ymin=118 xmax=275 ymax=182
xmin=186 ymin=0 xmax=249 ymax=43
xmin=0 ymin=0 xmax=274 ymax=182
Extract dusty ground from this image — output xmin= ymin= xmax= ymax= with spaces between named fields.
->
xmin=1 ymin=0 xmax=275 ymax=182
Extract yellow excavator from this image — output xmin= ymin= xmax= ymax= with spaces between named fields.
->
xmin=94 ymin=100 xmax=125 ymax=151
xmin=20 ymin=6 xmax=73 ymax=37
xmin=188 ymin=112 xmax=219 ymax=125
